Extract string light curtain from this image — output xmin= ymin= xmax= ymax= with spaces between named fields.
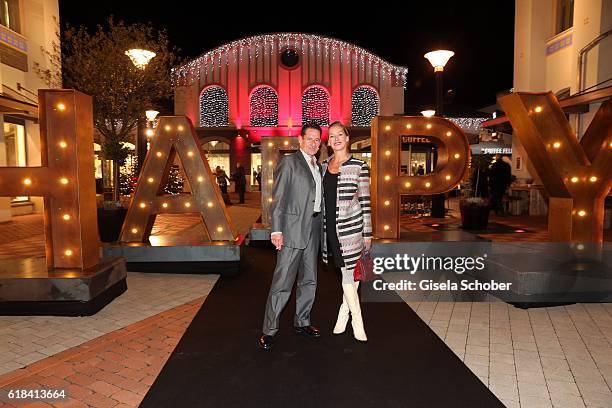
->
xmin=250 ymin=86 xmax=278 ymax=126
xmin=302 ymin=86 xmax=329 ymax=127
xmin=351 ymin=86 xmax=380 ymax=126
xmin=172 ymin=34 xmax=408 ymax=89
xmin=200 ymin=86 xmax=229 ymax=127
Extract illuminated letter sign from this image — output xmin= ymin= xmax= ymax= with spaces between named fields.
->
xmin=0 ymin=90 xmax=99 ymax=269
xmin=371 ymin=116 xmax=470 ymax=239
xmin=260 ymin=136 xmax=300 ymax=226
xmin=500 ymin=92 xmax=612 ymax=243
xmin=120 ymin=117 xmax=234 ymax=242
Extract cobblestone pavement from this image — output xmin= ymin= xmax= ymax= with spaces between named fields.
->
xmin=0 ymin=297 xmax=204 ymax=408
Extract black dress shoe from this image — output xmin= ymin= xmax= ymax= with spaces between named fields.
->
xmin=294 ymin=325 xmax=321 ymax=338
xmin=258 ymin=334 xmax=275 ymax=350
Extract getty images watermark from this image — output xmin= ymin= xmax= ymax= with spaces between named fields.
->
xmin=370 ymin=253 xmax=512 ymax=292
xmin=361 ymin=242 xmax=612 ymax=303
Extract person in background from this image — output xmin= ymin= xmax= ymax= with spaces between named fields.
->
xmin=255 ymin=171 xmax=261 ymax=191
xmin=233 ymin=164 xmax=247 ymax=204
xmin=215 ymin=166 xmax=231 ymax=205
xmin=489 ymin=154 xmax=512 ymax=215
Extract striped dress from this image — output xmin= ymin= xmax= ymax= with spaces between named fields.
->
xmin=321 ymin=155 xmax=373 ymax=283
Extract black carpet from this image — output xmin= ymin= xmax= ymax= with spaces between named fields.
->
xmin=140 ymin=247 xmax=503 ymax=408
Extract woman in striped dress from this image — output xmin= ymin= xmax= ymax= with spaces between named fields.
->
xmin=322 ymin=121 xmax=372 ymax=342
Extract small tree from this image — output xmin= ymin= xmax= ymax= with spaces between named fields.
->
xmin=35 ymin=17 xmax=178 ymax=202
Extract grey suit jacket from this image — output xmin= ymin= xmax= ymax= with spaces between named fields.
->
xmin=270 ymin=151 xmax=322 ymax=249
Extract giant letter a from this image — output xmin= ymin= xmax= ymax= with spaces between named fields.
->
xmin=119 ymin=117 xmax=234 ymax=243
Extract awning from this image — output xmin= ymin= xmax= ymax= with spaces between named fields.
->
xmin=0 ymin=93 xmax=38 ymax=122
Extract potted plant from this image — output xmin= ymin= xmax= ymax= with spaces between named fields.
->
xmin=97 ymin=156 xmax=136 ymax=242
xmin=460 ymin=155 xmax=492 ymax=230
xmin=460 ymin=197 xmax=490 ymax=230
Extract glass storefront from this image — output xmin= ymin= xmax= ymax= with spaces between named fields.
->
xmin=4 ymin=121 xmax=28 ymax=202
xmin=349 ymin=140 xmax=371 ymax=166
xmin=250 ymin=153 xmax=261 ymax=188
xmin=202 ymin=141 xmax=230 ymax=172
xmin=400 ymin=135 xmax=439 ymax=217
xmin=401 ymin=136 xmax=437 ymax=176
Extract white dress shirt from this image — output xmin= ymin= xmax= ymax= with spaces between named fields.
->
xmin=300 ymin=149 xmax=322 ymax=213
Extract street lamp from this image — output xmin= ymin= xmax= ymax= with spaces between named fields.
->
xmin=145 ymin=110 xmax=159 ymax=122
xmin=424 ymin=49 xmax=454 ymax=218
xmin=125 ymin=49 xmax=156 ymax=69
xmin=126 ymin=48 xmax=157 ymax=174
xmin=421 ymin=110 xmax=436 ymax=118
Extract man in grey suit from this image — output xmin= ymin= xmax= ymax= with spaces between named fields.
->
xmin=258 ymin=123 xmax=323 ymax=350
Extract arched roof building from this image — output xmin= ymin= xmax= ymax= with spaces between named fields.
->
xmin=172 ymin=33 xmax=407 ymax=173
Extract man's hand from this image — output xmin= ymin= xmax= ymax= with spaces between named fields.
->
xmin=271 ymin=233 xmax=283 ymax=251
xmin=364 ymin=238 xmax=372 ymax=252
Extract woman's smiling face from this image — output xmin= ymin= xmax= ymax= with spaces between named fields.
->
xmin=328 ymin=125 xmax=349 ymax=153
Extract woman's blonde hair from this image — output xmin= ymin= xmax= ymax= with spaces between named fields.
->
xmin=328 ymin=121 xmax=350 ymax=137
xmin=328 ymin=121 xmax=350 ymax=154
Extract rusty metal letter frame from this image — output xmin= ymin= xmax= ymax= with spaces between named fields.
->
xmin=260 ymin=136 xmax=300 ymax=226
xmin=120 ymin=117 xmax=234 ymax=243
xmin=0 ymin=90 xmax=99 ymax=269
xmin=500 ymin=92 xmax=612 ymax=243
xmin=371 ymin=116 xmax=470 ymax=239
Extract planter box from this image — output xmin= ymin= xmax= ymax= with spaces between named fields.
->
xmin=460 ymin=204 xmax=490 ymax=230
xmin=97 ymin=207 xmax=127 ymax=243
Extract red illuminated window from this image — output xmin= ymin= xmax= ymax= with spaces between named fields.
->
xmin=200 ymin=86 xmax=229 ymax=127
xmin=250 ymin=86 xmax=278 ymax=127
xmin=302 ymin=85 xmax=329 ymax=127
xmin=351 ymin=86 xmax=380 ymax=126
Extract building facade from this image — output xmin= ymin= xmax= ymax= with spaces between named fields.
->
xmin=0 ymin=0 xmax=59 ymax=221
xmin=512 ymin=0 xmax=611 ymax=181
xmin=172 ymin=33 xmax=407 ymax=183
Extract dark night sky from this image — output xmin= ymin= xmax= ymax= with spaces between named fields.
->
xmin=59 ymin=1 xmax=515 ymax=115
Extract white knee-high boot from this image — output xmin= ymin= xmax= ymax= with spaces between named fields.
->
xmin=333 ymin=295 xmax=350 ymax=334
xmin=333 ymin=280 xmax=361 ymax=335
xmin=343 ymin=282 xmax=367 ymax=342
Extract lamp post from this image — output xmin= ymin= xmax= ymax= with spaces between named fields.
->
xmin=421 ymin=110 xmax=436 ymax=118
xmin=137 ymin=109 xmax=159 ymax=173
xmin=424 ymin=49 xmax=454 ymax=218
xmin=126 ymin=49 xmax=156 ymax=174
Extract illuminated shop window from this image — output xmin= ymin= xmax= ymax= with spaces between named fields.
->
xmin=199 ymin=86 xmax=229 ymax=127
xmin=202 ymin=140 xmax=230 ymax=173
xmin=250 ymin=86 xmax=278 ymax=127
xmin=302 ymin=86 xmax=329 ymax=127
xmin=3 ymin=120 xmax=28 ymax=202
xmin=351 ymin=86 xmax=380 ymax=126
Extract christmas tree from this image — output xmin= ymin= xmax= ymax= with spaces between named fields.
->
xmin=118 ymin=155 xmax=137 ymax=196
xmin=164 ymin=165 xmax=184 ymax=195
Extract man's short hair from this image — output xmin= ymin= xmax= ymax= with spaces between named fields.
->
xmin=301 ymin=122 xmax=322 ymax=136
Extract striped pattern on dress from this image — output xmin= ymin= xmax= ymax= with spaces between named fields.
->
xmin=321 ymin=155 xmax=372 ymax=284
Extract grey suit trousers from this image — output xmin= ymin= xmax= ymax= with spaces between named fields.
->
xmin=262 ymin=214 xmax=321 ymax=336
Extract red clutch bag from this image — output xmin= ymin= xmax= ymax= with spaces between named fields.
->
xmin=353 ymin=250 xmax=376 ymax=282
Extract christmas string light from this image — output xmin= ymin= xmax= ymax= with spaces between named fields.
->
xmin=351 ymin=86 xmax=380 ymax=126
xmin=447 ymin=117 xmax=488 ymax=132
xmin=200 ymin=86 xmax=229 ymax=127
xmin=250 ymin=86 xmax=279 ymax=126
xmin=171 ymin=33 xmax=408 ymax=88
xmin=302 ymin=86 xmax=330 ymax=127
